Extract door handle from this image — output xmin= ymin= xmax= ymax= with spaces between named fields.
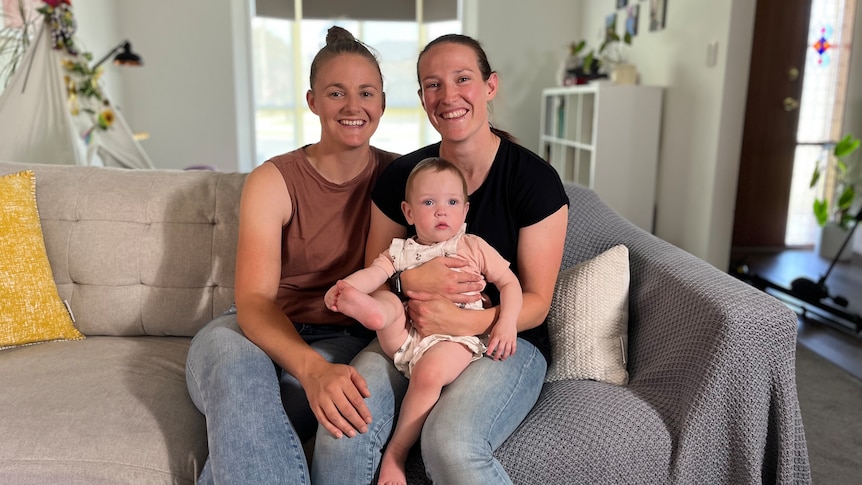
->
xmin=783 ymin=97 xmax=800 ymax=112
xmin=788 ymin=67 xmax=800 ymax=82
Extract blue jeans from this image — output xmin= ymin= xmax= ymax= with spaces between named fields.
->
xmin=312 ymin=337 xmax=547 ymax=484
xmin=185 ymin=307 xmax=373 ymax=485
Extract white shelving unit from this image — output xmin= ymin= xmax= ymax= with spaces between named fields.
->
xmin=539 ymin=84 xmax=663 ymax=232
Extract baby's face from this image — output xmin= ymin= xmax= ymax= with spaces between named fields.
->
xmin=402 ymin=170 xmax=468 ymax=245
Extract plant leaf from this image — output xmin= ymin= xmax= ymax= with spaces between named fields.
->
xmin=584 ymin=52 xmax=595 ymax=70
xmin=837 ymin=186 xmax=855 ymax=211
xmin=809 ymin=166 xmax=821 ymax=188
xmin=570 ymin=41 xmax=586 ymax=56
xmin=834 ymin=134 xmax=860 ymax=159
xmin=813 ymin=199 xmax=829 ymax=227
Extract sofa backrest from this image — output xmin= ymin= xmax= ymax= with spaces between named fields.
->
xmin=3 ymin=160 xmax=660 ymax=340
xmin=0 ymin=162 xmax=245 ymax=337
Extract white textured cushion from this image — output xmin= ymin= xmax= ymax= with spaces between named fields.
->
xmin=545 ymin=244 xmax=629 ymax=385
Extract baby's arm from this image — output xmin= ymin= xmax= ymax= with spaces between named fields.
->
xmin=485 ymin=268 xmax=522 ymax=360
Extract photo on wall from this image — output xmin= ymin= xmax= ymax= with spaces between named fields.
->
xmin=627 ymin=5 xmax=639 ymax=36
xmin=617 ymin=0 xmax=628 ymax=8
xmin=649 ymin=0 xmax=667 ymax=32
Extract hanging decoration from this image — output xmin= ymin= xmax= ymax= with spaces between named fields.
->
xmin=812 ymin=25 xmax=833 ymax=67
xmin=37 ymin=0 xmax=76 ymax=54
xmin=0 ymin=0 xmax=154 ymax=168
xmin=35 ymin=0 xmax=115 ymax=140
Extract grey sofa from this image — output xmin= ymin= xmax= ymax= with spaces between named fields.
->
xmin=0 ymin=161 xmax=809 ymax=484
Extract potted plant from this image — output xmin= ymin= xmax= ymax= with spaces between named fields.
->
xmin=810 ymin=133 xmax=860 ymax=260
xmin=561 ymin=28 xmax=635 ymax=86
xmin=559 ymin=39 xmax=604 ymax=86
xmin=598 ymin=25 xmax=636 ymax=85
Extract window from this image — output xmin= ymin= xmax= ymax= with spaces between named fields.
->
xmin=251 ymin=1 xmax=460 ymax=166
xmin=785 ymin=0 xmax=856 ymax=246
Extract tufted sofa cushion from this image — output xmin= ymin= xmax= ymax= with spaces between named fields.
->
xmin=0 ymin=162 xmax=245 ymax=337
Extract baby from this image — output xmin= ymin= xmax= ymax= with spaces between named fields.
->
xmin=324 ymin=157 xmax=522 ymax=485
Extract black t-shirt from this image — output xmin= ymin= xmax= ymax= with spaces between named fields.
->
xmin=371 ymin=138 xmax=569 ymax=363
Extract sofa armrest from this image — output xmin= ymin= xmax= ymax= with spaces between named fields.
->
xmin=624 ymin=232 xmax=806 ymax=483
xmin=517 ymin=183 xmax=809 ymax=483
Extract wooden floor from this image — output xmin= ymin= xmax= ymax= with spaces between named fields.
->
xmin=730 ymin=248 xmax=862 ymax=380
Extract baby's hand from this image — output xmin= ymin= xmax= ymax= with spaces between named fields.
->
xmin=485 ymin=323 xmax=517 ymax=361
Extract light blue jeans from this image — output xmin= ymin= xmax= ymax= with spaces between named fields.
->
xmin=185 ymin=307 xmax=374 ymax=485
xmin=312 ymin=337 xmax=547 ymax=484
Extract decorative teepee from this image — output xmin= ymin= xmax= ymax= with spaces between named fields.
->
xmin=0 ymin=0 xmax=153 ymax=169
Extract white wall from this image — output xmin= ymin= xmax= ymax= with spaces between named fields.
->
xmin=77 ymin=0 xmax=254 ymax=172
xmin=72 ymin=0 xmax=859 ymax=268
xmin=579 ymin=0 xmax=756 ymax=271
xmin=467 ymin=0 xmax=755 ymax=270
xmin=461 ymin=0 xmax=580 ymax=153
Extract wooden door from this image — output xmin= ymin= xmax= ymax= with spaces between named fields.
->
xmin=732 ymin=0 xmax=813 ymax=249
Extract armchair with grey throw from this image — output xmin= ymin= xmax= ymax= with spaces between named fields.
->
xmin=408 ymin=183 xmax=810 ymax=483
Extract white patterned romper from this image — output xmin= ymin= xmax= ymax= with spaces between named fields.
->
xmin=370 ymin=224 xmax=512 ymax=378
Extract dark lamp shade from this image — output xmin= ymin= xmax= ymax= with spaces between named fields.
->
xmin=113 ymin=42 xmax=142 ymax=66
xmin=92 ymin=41 xmax=144 ymax=70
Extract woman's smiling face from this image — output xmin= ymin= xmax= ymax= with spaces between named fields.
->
xmin=307 ymin=53 xmax=385 ymax=149
xmin=417 ymin=42 xmax=497 ymax=144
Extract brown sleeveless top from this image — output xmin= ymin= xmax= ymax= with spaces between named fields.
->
xmin=267 ymin=146 xmax=398 ymax=326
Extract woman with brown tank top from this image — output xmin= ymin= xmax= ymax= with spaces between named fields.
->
xmin=185 ymin=26 xmax=398 ymax=484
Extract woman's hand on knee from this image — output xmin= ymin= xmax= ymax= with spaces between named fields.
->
xmin=301 ymin=361 xmax=372 ymax=439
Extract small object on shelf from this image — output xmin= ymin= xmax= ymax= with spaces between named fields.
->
xmin=611 ymin=63 xmax=639 ymax=85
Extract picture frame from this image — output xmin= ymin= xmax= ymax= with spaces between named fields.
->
xmin=617 ymin=0 xmax=628 ymax=8
xmin=626 ymin=5 xmax=640 ymax=36
xmin=649 ymin=0 xmax=667 ymax=32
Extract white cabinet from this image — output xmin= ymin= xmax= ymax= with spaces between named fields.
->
xmin=539 ymin=84 xmax=663 ymax=232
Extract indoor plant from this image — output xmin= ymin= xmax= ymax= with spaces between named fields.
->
xmin=810 ymin=133 xmax=860 ymax=229
xmin=562 ymin=28 xmax=634 ymax=86
xmin=597 ymin=28 xmax=633 ymax=72
xmin=581 ymin=27 xmax=638 ymax=84
xmin=559 ymin=39 xmax=603 ymax=85
xmin=810 ymin=133 xmax=860 ymax=259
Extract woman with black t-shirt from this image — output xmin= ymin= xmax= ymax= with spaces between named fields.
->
xmin=313 ymin=33 xmax=569 ymax=484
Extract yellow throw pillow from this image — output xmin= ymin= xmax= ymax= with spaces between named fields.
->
xmin=1 ymin=170 xmax=84 ymax=349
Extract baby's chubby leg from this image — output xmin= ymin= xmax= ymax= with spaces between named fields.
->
xmin=378 ymin=341 xmax=475 ymax=485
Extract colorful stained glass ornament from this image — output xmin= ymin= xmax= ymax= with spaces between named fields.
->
xmin=812 ymin=25 xmax=834 ymax=66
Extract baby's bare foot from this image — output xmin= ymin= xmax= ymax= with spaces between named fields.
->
xmin=335 ymin=280 xmax=387 ymax=330
xmin=377 ymin=449 xmax=407 ymax=485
